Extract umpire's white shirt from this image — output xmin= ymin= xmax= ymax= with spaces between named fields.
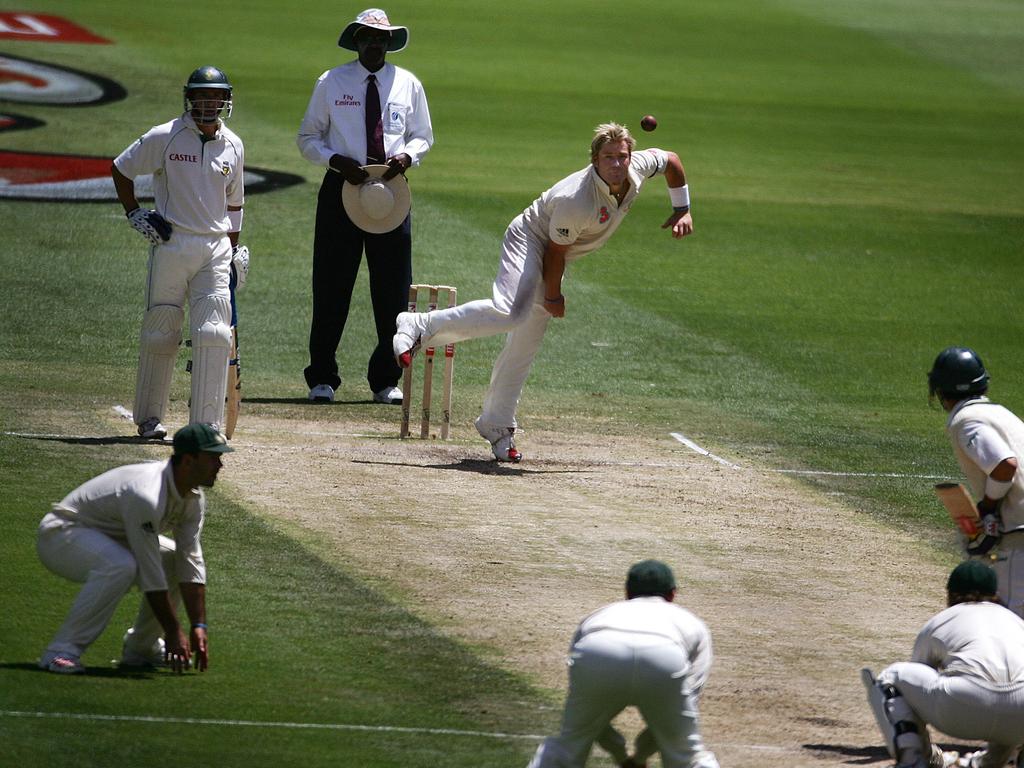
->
xmin=114 ymin=113 xmax=245 ymax=236
xmin=296 ymin=60 xmax=433 ymax=167
xmin=39 ymin=460 xmax=206 ymax=592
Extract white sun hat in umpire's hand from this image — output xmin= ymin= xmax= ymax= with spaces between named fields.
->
xmin=342 ymin=165 xmax=411 ymax=233
xmin=338 ymin=8 xmax=409 ymax=52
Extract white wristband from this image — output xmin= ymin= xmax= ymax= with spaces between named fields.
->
xmin=228 ymin=209 xmax=243 ymax=232
xmin=669 ymin=185 xmax=690 ymax=210
xmin=985 ymin=475 xmax=1013 ymax=500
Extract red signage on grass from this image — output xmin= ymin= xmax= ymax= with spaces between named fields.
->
xmin=0 ymin=13 xmax=110 ymax=43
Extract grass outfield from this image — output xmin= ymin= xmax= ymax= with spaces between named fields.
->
xmin=1 ymin=0 xmax=1022 ymax=766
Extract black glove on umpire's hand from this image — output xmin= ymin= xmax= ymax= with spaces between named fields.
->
xmin=329 ymin=154 xmax=370 ymax=185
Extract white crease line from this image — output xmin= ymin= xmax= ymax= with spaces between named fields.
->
xmin=0 ymin=709 xmax=543 ymax=740
xmin=670 ymin=432 xmax=945 ymax=480
xmin=669 ymin=432 xmax=742 ymax=469
xmin=0 ymin=710 xmax=804 ymax=754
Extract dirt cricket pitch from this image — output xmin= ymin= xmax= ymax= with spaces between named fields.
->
xmin=219 ymin=411 xmax=960 ymax=767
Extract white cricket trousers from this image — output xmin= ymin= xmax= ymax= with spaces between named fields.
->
xmin=135 ymin=231 xmax=232 ymax=428
xmin=419 ymin=217 xmax=551 ymax=428
xmin=881 ymin=662 xmax=1024 ymax=768
xmin=37 ymin=518 xmax=180 ymax=660
xmin=527 ymin=630 xmax=719 ymax=768
xmin=994 ymin=534 xmax=1024 ymax=619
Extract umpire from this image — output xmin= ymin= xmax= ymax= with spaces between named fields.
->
xmin=296 ymin=8 xmax=433 ymax=405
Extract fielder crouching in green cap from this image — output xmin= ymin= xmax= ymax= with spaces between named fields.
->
xmin=862 ymin=561 xmax=1024 ymax=768
xmin=527 ymin=560 xmax=719 ymax=768
xmin=36 ymin=423 xmax=232 ymax=675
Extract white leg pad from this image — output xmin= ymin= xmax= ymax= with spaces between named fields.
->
xmin=134 ymin=305 xmax=184 ymax=424
xmin=861 ymin=668 xmax=926 ymax=765
xmin=189 ymin=295 xmax=232 ymax=428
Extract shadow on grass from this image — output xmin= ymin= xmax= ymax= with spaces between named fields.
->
xmin=0 ymin=661 xmax=159 ymax=680
xmin=3 ymin=433 xmax=170 ymax=446
xmin=243 ymin=396 xmax=376 ymax=406
xmin=351 ymin=457 xmax=591 ymax=476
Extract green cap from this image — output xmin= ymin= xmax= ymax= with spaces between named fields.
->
xmin=626 ymin=559 xmax=677 ymax=597
xmin=172 ymin=423 xmax=234 ymax=455
xmin=947 ymin=560 xmax=997 ymax=596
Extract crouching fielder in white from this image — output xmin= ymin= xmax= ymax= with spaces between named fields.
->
xmin=528 ymin=560 xmax=719 ymax=768
xmin=862 ymin=561 xmax=1024 ymax=768
xmin=111 ymin=65 xmax=247 ymax=438
xmin=36 ymin=423 xmax=231 ymax=675
xmin=393 ymin=122 xmax=694 ymax=462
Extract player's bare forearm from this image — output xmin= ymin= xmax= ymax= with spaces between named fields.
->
xmin=660 ymin=152 xmax=692 ymax=238
xmin=542 ymin=241 xmax=570 ymax=317
xmin=664 ymin=151 xmax=687 ymax=188
xmin=111 ymin=164 xmax=139 ymax=214
xmin=145 ymin=589 xmax=191 ymax=672
xmin=181 ymin=581 xmax=209 ymax=671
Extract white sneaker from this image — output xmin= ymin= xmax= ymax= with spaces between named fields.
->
xmin=137 ymin=417 xmax=167 ymax=439
xmin=393 ymin=312 xmax=423 ymax=367
xmin=120 ymin=630 xmax=165 ymax=668
xmin=309 ymin=384 xmax=335 ymax=402
xmin=373 ymin=385 xmax=403 ymax=404
xmin=475 ymin=418 xmax=522 ymax=463
xmin=39 ymin=652 xmax=84 ymax=674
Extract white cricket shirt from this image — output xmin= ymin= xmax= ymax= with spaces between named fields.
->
xmin=948 ymin=397 xmax=1024 ymax=532
xmin=296 ymin=60 xmax=433 ymax=167
xmin=572 ymin=595 xmax=713 ymax=693
xmin=39 ymin=460 xmax=206 ymax=592
xmin=114 ymin=113 xmax=244 ymax=235
xmin=520 ymin=148 xmax=669 ymax=260
xmin=912 ymin=601 xmax=1024 ymax=683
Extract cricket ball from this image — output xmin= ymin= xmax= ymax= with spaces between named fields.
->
xmin=640 ymin=115 xmax=657 ymax=132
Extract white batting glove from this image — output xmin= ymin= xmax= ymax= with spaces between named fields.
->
xmin=231 ymin=245 xmax=249 ymax=291
xmin=127 ymin=208 xmax=172 ymax=245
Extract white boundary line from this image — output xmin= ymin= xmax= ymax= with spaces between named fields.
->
xmin=0 ymin=709 xmax=543 ymax=740
xmin=0 ymin=710 xmax=803 ymax=753
xmin=670 ymin=432 xmax=946 ymax=480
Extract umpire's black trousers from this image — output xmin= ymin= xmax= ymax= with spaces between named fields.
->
xmin=305 ymin=170 xmax=412 ymax=394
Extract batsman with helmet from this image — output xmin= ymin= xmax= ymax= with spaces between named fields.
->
xmin=112 ymin=65 xmax=249 ymax=439
xmin=929 ymin=346 xmax=1024 ymax=618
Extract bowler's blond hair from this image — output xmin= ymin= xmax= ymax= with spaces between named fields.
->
xmin=591 ymin=122 xmax=636 ymax=162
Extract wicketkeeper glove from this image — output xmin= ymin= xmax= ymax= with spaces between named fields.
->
xmin=127 ymin=208 xmax=172 ymax=245
xmin=230 ymin=245 xmax=249 ymax=291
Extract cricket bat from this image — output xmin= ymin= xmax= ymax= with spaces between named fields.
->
xmin=935 ymin=482 xmax=979 ymax=536
xmin=224 ymin=325 xmax=240 ymax=439
xmin=224 ymin=285 xmax=241 ymax=439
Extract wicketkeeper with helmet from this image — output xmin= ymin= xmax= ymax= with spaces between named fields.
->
xmin=111 ymin=65 xmax=250 ymax=439
xmin=929 ymin=346 xmax=1024 ymax=618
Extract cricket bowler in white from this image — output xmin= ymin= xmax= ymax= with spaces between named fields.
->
xmin=928 ymin=346 xmax=1024 ymax=618
xmin=393 ymin=122 xmax=693 ymax=462
xmin=112 ymin=65 xmax=249 ymax=439
xmin=862 ymin=561 xmax=1024 ymax=768
xmin=527 ymin=560 xmax=719 ymax=768
xmin=36 ymin=423 xmax=231 ymax=674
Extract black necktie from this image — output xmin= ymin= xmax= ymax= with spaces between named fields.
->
xmin=365 ymin=74 xmax=385 ymax=164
